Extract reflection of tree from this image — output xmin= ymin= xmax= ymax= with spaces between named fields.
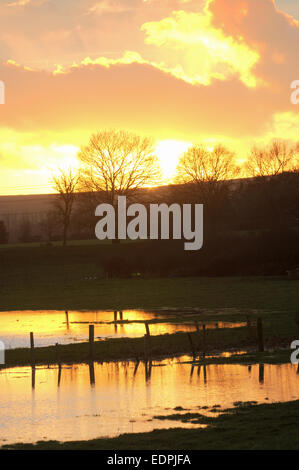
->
xmin=52 ymin=168 xmax=79 ymax=246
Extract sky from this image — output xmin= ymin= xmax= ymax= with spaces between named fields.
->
xmin=0 ymin=0 xmax=298 ymax=194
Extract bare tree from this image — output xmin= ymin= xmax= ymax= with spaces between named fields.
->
xmin=78 ymin=129 xmax=161 ymax=207
xmin=52 ymin=168 xmax=79 ymax=246
xmin=245 ymin=140 xmax=296 ymax=177
xmin=176 ymin=144 xmax=240 ymax=198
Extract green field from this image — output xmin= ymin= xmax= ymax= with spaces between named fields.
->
xmin=0 ymin=240 xmax=298 ymax=311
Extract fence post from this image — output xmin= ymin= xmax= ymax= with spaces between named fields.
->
xmin=55 ymin=342 xmax=61 ymax=365
xmin=144 ymin=322 xmax=151 ymax=360
xmin=119 ymin=311 xmax=123 ymax=321
xmin=30 ymin=332 xmax=35 ymax=365
xmin=187 ymin=333 xmax=196 ymax=358
xmin=89 ymin=324 xmax=95 ymax=359
xmin=257 ymin=317 xmax=264 ymax=352
xmin=202 ymin=324 xmax=206 ymax=355
xmin=114 ymin=311 xmax=117 ymax=322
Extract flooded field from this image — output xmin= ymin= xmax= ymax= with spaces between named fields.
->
xmin=0 ymin=310 xmax=246 ymax=349
xmin=0 ymin=358 xmax=298 ymax=446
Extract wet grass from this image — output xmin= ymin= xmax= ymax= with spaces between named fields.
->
xmin=2 ymin=322 xmax=293 ymax=368
xmin=4 ymin=399 xmax=299 ymax=449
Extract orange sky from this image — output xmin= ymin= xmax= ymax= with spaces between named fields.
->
xmin=0 ymin=0 xmax=298 ymax=194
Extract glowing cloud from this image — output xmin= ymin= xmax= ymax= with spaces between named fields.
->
xmin=141 ymin=8 xmax=261 ymax=87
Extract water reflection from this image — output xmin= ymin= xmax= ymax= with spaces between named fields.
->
xmin=0 ymin=310 xmax=246 ymax=349
xmin=0 ymin=359 xmax=298 ymax=446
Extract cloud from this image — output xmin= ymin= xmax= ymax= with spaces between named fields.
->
xmin=6 ymin=0 xmax=47 ymax=7
xmin=0 ymin=0 xmax=299 ymax=180
xmin=87 ymin=0 xmax=134 ymax=16
xmin=141 ymin=9 xmax=260 ymax=87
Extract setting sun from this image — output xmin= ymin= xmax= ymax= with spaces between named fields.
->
xmin=155 ymin=140 xmax=192 ymax=182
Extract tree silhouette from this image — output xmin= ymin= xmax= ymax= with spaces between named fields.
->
xmin=52 ymin=168 xmax=79 ymax=246
xmin=245 ymin=141 xmax=296 ymax=177
xmin=175 ymin=144 xmax=240 ymax=227
xmin=78 ymin=129 xmax=161 ymax=207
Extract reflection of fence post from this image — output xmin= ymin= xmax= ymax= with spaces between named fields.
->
xmin=31 ymin=365 xmax=35 ymax=390
xmin=89 ymin=361 xmax=95 ymax=386
xmin=30 ymin=332 xmax=35 ymax=365
xmin=257 ymin=317 xmax=264 ymax=352
xmin=89 ymin=325 xmax=94 ymax=359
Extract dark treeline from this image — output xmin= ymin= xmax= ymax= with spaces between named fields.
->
xmin=52 ymin=170 xmax=299 ymax=277
xmin=1 ymin=173 xmax=298 ymax=278
xmin=1 ymin=130 xmax=298 ymax=277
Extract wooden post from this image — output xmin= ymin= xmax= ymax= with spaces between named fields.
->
xmin=114 ymin=311 xmax=117 ymax=322
xmin=55 ymin=342 xmax=60 ymax=365
xmin=89 ymin=324 xmax=95 ymax=359
xmin=257 ymin=317 xmax=264 ymax=352
xmin=187 ymin=333 xmax=196 ymax=358
xmin=30 ymin=332 xmax=35 ymax=364
xmin=119 ymin=310 xmax=123 ymax=321
xmin=144 ymin=322 xmax=152 ymax=359
xmin=202 ymin=324 xmax=206 ymax=355
xmin=65 ymin=310 xmax=69 ymax=330
xmin=194 ymin=321 xmax=200 ymax=334
xmin=144 ymin=334 xmax=148 ymax=361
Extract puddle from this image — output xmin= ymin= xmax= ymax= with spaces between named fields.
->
xmin=0 ymin=359 xmax=298 ymax=445
xmin=0 ymin=310 xmax=246 ymax=348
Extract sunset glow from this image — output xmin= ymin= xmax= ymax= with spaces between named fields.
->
xmin=0 ymin=0 xmax=299 ymax=194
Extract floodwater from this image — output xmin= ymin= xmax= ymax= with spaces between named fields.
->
xmin=0 ymin=359 xmax=298 ymax=446
xmin=0 ymin=310 xmax=246 ymax=349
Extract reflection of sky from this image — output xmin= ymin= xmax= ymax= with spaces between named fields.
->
xmin=0 ymin=310 xmax=247 ymax=348
xmin=0 ymin=360 xmax=298 ymax=445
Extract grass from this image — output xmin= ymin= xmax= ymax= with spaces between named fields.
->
xmin=1 ymin=273 xmax=299 ymax=312
xmin=0 ymin=241 xmax=298 ymax=312
xmin=2 ymin=323 xmax=294 ymax=368
xmin=4 ymin=399 xmax=299 ymax=449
